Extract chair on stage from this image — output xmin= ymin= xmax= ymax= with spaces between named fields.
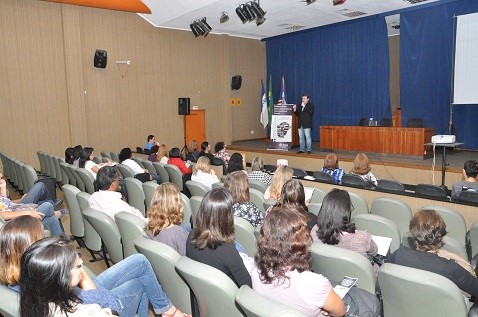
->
xmin=406 ymin=118 xmax=424 ymax=128
xmin=358 ymin=117 xmax=368 ymax=126
xmin=380 ymin=117 xmax=392 ymax=127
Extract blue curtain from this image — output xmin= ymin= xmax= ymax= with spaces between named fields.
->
xmin=266 ymin=17 xmax=391 ymax=141
xmin=400 ymin=0 xmax=478 ymax=149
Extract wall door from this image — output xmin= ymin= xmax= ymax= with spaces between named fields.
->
xmin=184 ymin=110 xmax=206 ymax=148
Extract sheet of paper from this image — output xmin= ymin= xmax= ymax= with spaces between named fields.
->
xmin=333 ymin=276 xmax=358 ymax=299
xmin=371 ymin=235 xmax=392 ymax=256
xmin=304 ymin=186 xmax=315 ymax=202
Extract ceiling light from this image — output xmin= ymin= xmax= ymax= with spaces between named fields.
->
xmin=220 ymin=11 xmax=229 ymax=23
xmin=190 ymin=22 xmax=201 ymax=37
xmin=236 ymin=6 xmax=248 ymax=24
xmin=243 ymin=3 xmax=256 ymax=22
xmin=250 ymin=1 xmax=266 ymax=19
xmin=198 ymin=18 xmax=212 ymax=37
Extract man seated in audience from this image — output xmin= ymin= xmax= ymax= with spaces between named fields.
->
xmin=451 ymin=160 xmax=478 ymax=200
xmin=144 ymin=134 xmax=159 ymax=151
xmin=198 ymin=141 xmax=215 ymax=162
xmin=88 ymin=166 xmax=146 ymax=221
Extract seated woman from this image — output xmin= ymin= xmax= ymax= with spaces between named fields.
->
xmin=65 ymin=147 xmax=75 ymax=165
xmin=350 ymin=153 xmax=377 ymax=188
xmin=187 ymin=140 xmax=200 ymax=161
xmin=148 ymin=145 xmax=160 ymax=162
xmin=451 ymin=160 xmax=478 ymax=200
xmin=248 ymin=157 xmax=272 ymax=186
xmin=191 ymin=156 xmax=219 ymax=190
xmin=146 ymin=182 xmax=189 ymax=255
xmin=79 ymin=147 xmax=112 ymax=179
xmin=157 ymin=144 xmax=169 ymax=164
xmin=224 ymin=171 xmax=264 ymax=228
xmin=311 ymin=188 xmax=378 ymax=263
xmin=198 ymin=141 xmax=215 ymax=162
xmin=167 ymin=147 xmax=191 ymax=175
xmin=19 ymin=237 xmax=191 ymax=317
xmin=264 ymin=165 xmax=293 ymax=200
xmin=320 ymin=153 xmax=344 ymax=184
xmin=271 ymin=179 xmax=317 ymax=231
xmin=226 ymin=152 xmax=246 ymax=174
xmin=252 ymin=206 xmax=345 ymax=317
xmin=72 ymin=145 xmax=83 ymax=167
xmin=213 ymin=142 xmax=231 ymax=165
xmin=186 ymin=188 xmax=252 ymax=316
xmin=119 ymin=147 xmax=162 ymax=183
xmin=390 ymin=209 xmax=478 ymax=300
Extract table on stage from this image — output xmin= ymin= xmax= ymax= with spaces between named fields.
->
xmin=319 ymin=126 xmax=435 ymax=157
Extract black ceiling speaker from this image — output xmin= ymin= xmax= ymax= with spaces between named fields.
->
xmin=94 ymin=49 xmax=107 ymax=68
xmin=231 ymin=75 xmax=242 ymax=90
xmin=178 ymin=97 xmax=191 ymax=115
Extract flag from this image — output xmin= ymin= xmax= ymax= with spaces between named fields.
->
xmin=268 ymin=75 xmax=273 ymax=125
xmin=280 ymin=75 xmax=287 ymax=104
xmin=260 ymin=79 xmax=268 ymax=128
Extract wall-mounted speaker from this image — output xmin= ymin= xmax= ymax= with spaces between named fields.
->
xmin=178 ymin=97 xmax=191 ymax=115
xmin=94 ymin=49 xmax=107 ymax=68
xmin=231 ymin=75 xmax=242 ymax=90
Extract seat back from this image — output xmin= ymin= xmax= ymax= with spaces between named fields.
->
xmin=164 ymin=164 xmax=184 ymax=191
xmin=60 ymin=162 xmax=75 ymax=187
xmin=93 ymin=156 xmax=102 ymax=164
xmin=235 ymin=285 xmax=308 ymax=317
xmin=234 ymin=216 xmax=257 ymax=256
xmin=22 ymin=164 xmax=38 ymax=192
xmin=0 ymin=283 xmax=19 ymax=317
xmin=263 ymin=164 xmax=277 ymax=173
xmin=415 ymin=184 xmax=448 ymax=200
xmin=185 ymin=180 xmax=209 ymax=197
xmin=76 ymin=168 xmax=96 ymax=194
xmin=46 ymin=154 xmax=57 ymax=179
xmin=114 ymin=211 xmax=147 ymax=258
xmin=134 ymin=237 xmax=191 ymax=314
xmin=116 ymin=163 xmax=135 ymax=179
xmin=175 ymin=256 xmax=243 ymax=317
xmin=312 ymin=171 xmax=334 ymax=184
xmin=371 ymin=197 xmax=412 ymax=237
xmin=141 ymin=160 xmax=157 ymax=175
xmin=52 ymin=156 xmax=63 ymax=183
xmin=348 ymin=191 xmax=369 ymax=217
xmin=307 ymin=203 xmax=322 ymax=217
xmin=341 ymin=174 xmax=367 ymax=189
xmin=406 ymin=117 xmax=424 ymax=128
xmin=62 ymin=184 xmax=84 ymax=238
xmin=263 ymin=199 xmax=277 ymax=212
xmin=378 ymin=263 xmax=468 ymax=317
xmin=124 ymin=177 xmax=146 ymax=216
xmin=421 ymin=205 xmax=467 ymax=247
xmin=458 ymin=190 xmax=478 ymax=204
xmin=100 ymin=152 xmax=111 ymax=159
xmin=249 ymin=188 xmax=265 ymax=214
xmin=37 ymin=151 xmax=47 ymax=176
xmin=190 ymin=196 xmax=203 ymax=225
xmin=309 ymin=187 xmax=327 ymax=203
xmin=76 ymin=192 xmax=102 ymax=252
xmin=82 ymin=207 xmax=123 ymax=264
xmin=309 ymin=243 xmax=376 ymax=294
xmin=377 ymin=179 xmax=405 ymax=193
xmin=292 ymin=167 xmax=307 ymax=178
xmin=248 ymin=179 xmax=268 ymax=193
xmin=352 ymin=213 xmax=401 ymax=252
xmin=152 ymin=162 xmax=170 ymax=183
xmin=142 ymin=181 xmax=159 ymax=210
xmin=67 ymin=165 xmax=85 ymax=192
xmin=470 ymin=221 xmax=478 ymax=258
xmin=110 ymin=152 xmax=120 ymax=163
xmin=402 ymin=233 xmax=468 ymax=260
xmin=212 ymin=182 xmax=224 ymax=189
xmin=181 ymin=193 xmax=192 ymax=226
xmin=132 ymin=157 xmax=144 ymax=167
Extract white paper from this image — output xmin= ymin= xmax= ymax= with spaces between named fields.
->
xmin=371 ymin=235 xmax=392 ymax=256
xmin=304 ymin=186 xmax=315 ymax=202
xmin=333 ymin=276 xmax=358 ymax=299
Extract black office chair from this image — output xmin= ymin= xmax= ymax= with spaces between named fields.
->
xmin=414 ymin=184 xmax=448 ymax=200
xmin=136 ymin=147 xmax=144 ymax=154
xmin=358 ymin=118 xmax=368 ymax=126
xmin=264 ymin=164 xmax=277 ymax=173
xmin=380 ymin=118 xmax=392 ymax=127
xmin=341 ymin=174 xmax=367 ymax=189
xmin=312 ymin=171 xmax=335 ymax=184
xmin=292 ymin=167 xmax=307 ymax=178
xmin=407 ymin=118 xmax=424 ymax=128
xmin=185 ymin=154 xmax=197 ymax=163
xmin=458 ymin=191 xmax=478 ymax=204
xmin=377 ymin=179 xmax=405 ymax=193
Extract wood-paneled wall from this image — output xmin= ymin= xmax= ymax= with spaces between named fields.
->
xmin=0 ymin=0 xmax=266 ymax=170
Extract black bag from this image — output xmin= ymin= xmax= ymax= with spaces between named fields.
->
xmin=134 ymin=173 xmax=151 ymax=183
xmin=34 ymin=177 xmax=56 ymax=200
xmin=343 ymin=287 xmax=381 ymax=317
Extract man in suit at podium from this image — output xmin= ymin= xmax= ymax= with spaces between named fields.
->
xmin=293 ymin=94 xmax=315 ymax=154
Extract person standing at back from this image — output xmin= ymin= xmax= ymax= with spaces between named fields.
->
xmin=293 ymin=94 xmax=315 ymax=154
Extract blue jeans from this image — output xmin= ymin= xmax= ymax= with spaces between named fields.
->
xmin=20 ymin=182 xmax=54 ymax=206
xmin=93 ymin=254 xmax=172 ymax=317
xmin=298 ymin=127 xmax=312 ymax=152
xmin=36 ymin=202 xmax=63 ymax=236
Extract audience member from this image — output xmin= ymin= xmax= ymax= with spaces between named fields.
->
xmin=79 ymin=147 xmax=112 ymax=178
xmin=264 ymin=165 xmax=293 ymax=200
xmin=451 ymin=160 xmax=478 ymax=200
xmin=312 ymin=189 xmax=378 ymax=266
xmin=252 ymin=206 xmax=345 ymax=317
xmin=224 ymin=171 xmax=264 ymax=228
xmin=248 ymin=157 xmax=272 ymax=186
xmin=157 ymin=144 xmax=169 ymax=164
xmin=213 ymin=142 xmax=231 ymax=165
xmin=88 ymin=166 xmax=146 ymax=221
xmin=198 ymin=141 xmax=214 ymax=162
xmin=168 ymin=148 xmax=191 ymax=175
xmin=119 ymin=147 xmax=161 ymax=183
xmin=191 ymin=156 xmax=219 ymax=190
xmin=64 ymin=147 xmax=74 ymax=165
xmin=350 ymin=153 xmax=377 ymax=188
xmin=19 ymin=237 xmax=191 ymax=317
xmin=187 ymin=140 xmax=200 ymax=161
xmin=72 ymin=145 xmax=83 ymax=167
xmin=226 ymin=152 xmax=245 ymax=174
xmin=321 ymin=153 xmax=344 ymax=184
xmin=145 ymin=134 xmax=159 ymax=151
xmin=390 ymin=209 xmax=478 ymax=309
xmin=148 ymin=145 xmax=160 ymax=162
xmin=146 ymin=183 xmax=189 ymax=255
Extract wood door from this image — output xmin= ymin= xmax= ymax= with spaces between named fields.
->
xmin=184 ymin=110 xmax=206 ymax=148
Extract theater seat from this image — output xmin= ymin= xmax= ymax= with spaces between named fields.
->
xmin=406 ymin=118 xmax=424 ymax=128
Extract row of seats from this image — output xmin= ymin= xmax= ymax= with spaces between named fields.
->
xmin=0 ymin=152 xmax=39 ymax=194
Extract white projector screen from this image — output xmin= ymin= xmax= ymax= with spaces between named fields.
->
xmin=453 ymin=12 xmax=478 ymax=105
